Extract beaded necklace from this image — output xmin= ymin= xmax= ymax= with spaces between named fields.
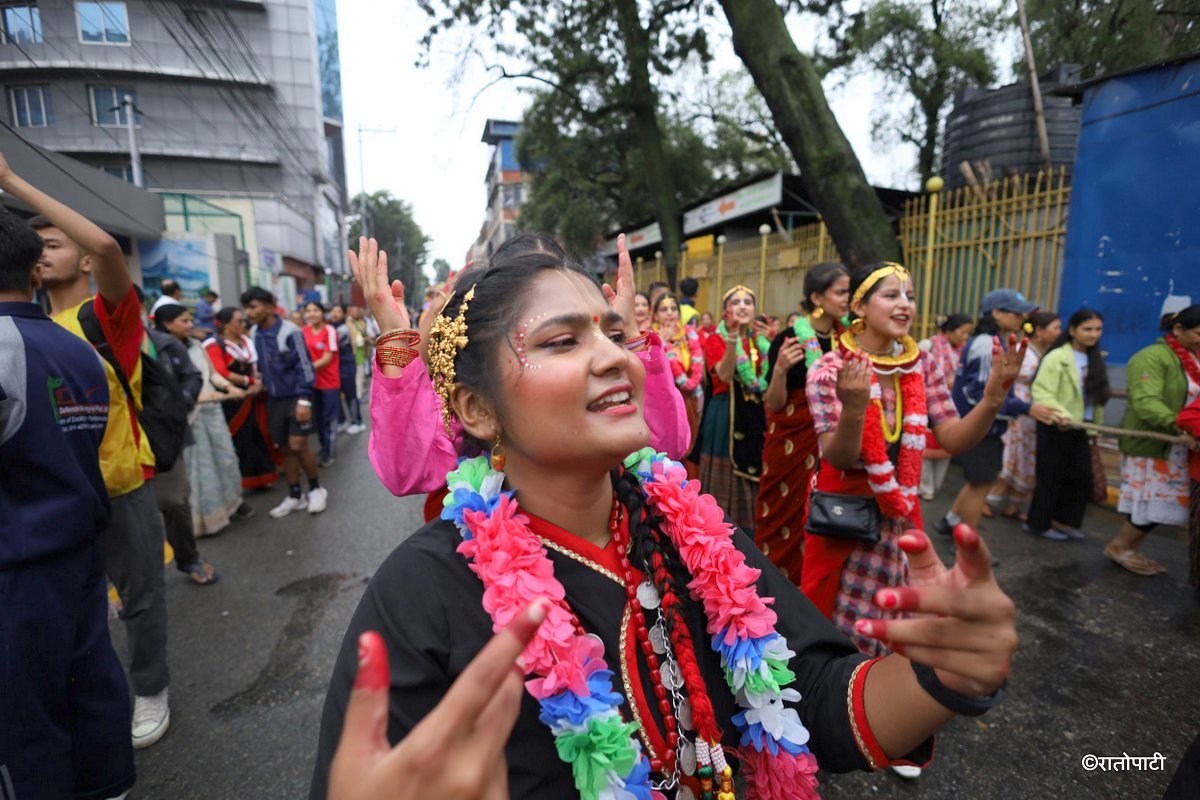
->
xmin=443 ymin=452 xmax=822 ymax=800
xmin=717 ymin=322 xmax=770 ymax=393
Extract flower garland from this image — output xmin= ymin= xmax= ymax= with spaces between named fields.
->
xmin=717 ymin=321 xmax=770 ymax=393
xmin=442 ymin=452 xmax=821 ymax=800
xmin=792 ymin=316 xmax=844 ymax=369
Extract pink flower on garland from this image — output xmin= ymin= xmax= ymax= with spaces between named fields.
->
xmin=739 ymin=748 xmax=820 ymax=800
xmin=526 ymin=634 xmax=606 ymax=701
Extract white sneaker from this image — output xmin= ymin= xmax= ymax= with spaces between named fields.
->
xmin=269 ymin=495 xmax=307 ymax=518
xmin=891 ymin=765 xmax=922 ymax=779
xmin=337 ymin=421 xmax=350 ymax=433
xmin=307 ymin=486 xmax=328 ymax=514
xmin=346 ymin=423 xmax=365 ymax=435
xmin=132 ymin=688 xmax=170 ymax=749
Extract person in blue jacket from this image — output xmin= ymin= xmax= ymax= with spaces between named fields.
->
xmin=934 ymin=289 xmax=1056 ymax=537
xmin=0 ymin=209 xmax=135 ymax=800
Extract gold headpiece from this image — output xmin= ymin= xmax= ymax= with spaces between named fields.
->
xmin=851 ymin=262 xmax=911 ymax=307
xmin=427 ymin=284 xmax=476 ymax=432
xmin=721 ymin=284 xmax=756 ymax=305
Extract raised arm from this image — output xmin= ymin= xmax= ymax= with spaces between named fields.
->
xmin=0 ymin=150 xmax=129 ymax=306
xmin=934 ymin=335 xmax=1027 ymax=455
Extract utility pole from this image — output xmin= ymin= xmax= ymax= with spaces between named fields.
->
xmin=356 ymin=125 xmax=396 ymax=239
xmin=123 ymin=94 xmax=143 ymax=187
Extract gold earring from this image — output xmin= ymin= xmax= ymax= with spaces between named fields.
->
xmin=850 ymin=318 xmax=865 ymax=334
xmin=811 ymin=306 xmax=825 ymax=320
xmin=490 ymin=434 xmax=506 ymax=471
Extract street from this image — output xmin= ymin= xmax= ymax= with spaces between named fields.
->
xmin=117 ymin=422 xmax=1200 ymax=800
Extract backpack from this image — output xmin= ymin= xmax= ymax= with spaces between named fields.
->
xmin=77 ymin=299 xmax=190 ymax=473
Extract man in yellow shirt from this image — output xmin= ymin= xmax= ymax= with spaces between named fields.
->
xmin=0 ymin=152 xmax=173 ymax=750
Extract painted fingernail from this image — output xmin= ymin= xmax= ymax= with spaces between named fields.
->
xmin=354 ymin=631 xmax=389 ymax=692
xmin=528 ymin=597 xmax=549 ymax=624
xmin=855 ymin=620 xmax=875 ymax=636
xmin=877 ymin=590 xmax=898 ymax=609
xmin=512 ymin=654 xmax=527 ymax=679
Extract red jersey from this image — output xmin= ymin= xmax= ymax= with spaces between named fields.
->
xmin=302 ymin=324 xmax=340 ymax=390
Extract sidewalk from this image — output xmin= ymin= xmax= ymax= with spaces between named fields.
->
xmin=819 ymin=466 xmax=1200 ymax=799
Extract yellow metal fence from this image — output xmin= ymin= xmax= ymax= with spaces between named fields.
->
xmin=605 ymin=167 xmax=1071 ymax=335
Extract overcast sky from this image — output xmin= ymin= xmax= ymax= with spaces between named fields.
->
xmin=336 ymin=1 xmax=1012 ymax=273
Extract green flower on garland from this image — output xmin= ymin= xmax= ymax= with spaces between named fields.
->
xmin=555 ymin=716 xmax=642 ymax=799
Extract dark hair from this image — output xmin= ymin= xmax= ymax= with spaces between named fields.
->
xmin=1053 ymin=308 xmax=1110 ymax=406
xmin=241 ymin=286 xmax=274 ymax=306
xmin=441 ymin=233 xmax=597 ymax=448
xmin=648 ymin=281 xmax=669 ymax=294
xmin=0 ymin=211 xmax=48 ymax=292
xmin=331 ymin=303 xmax=347 ymax=314
xmin=204 ymin=289 xmax=218 ymax=299
xmin=152 ymin=302 xmax=189 ymax=332
xmin=28 ymin=214 xmax=53 ymax=230
xmin=214 ymin=306 xmax=241 ymax=329
xmin=1026 ymin=310 xmax=1059 ymax=333
xmin=652 ymin=292 xmax=679 ymax=316
xmin=634 ymin=291 xmax=651 ymax=307
xmin=939 ymin=312 xmax=974 ymax=333
xmin=846 ymin=262 xmax=903 ymax=322
xmin=303 ymin=300 xmax=326 ymax=314
xmin=161 ymin=279 xmax=181 ymax=297
xmin=801 ymin=261 xmax=849 ymax=313
xmin=1162 ymin=305 xmax=1200 ymax=333
xmin=678 ymin=277 xmax=698 ymax=297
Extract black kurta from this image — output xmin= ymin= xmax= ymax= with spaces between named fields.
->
xmin=309 ymin=512 xmax=922 ymax=799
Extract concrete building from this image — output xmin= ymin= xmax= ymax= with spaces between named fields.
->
xmin=469 ymin=118 xmax=529 ymax=263
xmin=0 ymin=0 xmax=348 ymax=299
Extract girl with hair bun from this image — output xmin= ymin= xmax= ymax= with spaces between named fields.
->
xmin=755 ymin=262 xmax=849 ymax=582
xmin=1104 ymin=305 xmax=1200 ymax=575
xmin=313 ymin=239 xmax=1018 ymax=800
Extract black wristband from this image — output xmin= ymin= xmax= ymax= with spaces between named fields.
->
xmin=911 ymin=661 xmax=1005 ymax=717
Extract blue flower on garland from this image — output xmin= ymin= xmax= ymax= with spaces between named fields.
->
xmin=537 ymin=670 xmax=624 ymax=729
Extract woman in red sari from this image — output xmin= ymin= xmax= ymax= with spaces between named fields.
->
xmin=755 ymin=263 xmax=849 ymax=583
xmin=204 ymin=307 xmax=278 ymax=489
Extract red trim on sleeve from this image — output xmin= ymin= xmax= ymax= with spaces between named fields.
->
xmin=93 ymin=287 xmax=145 ymax=381
xmin=205 ymin=340 xmax=233 ymax=379
xmin=852 ymin=657 xmax=934 ymax=769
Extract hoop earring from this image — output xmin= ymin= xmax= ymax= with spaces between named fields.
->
xmin=490 ymin=434 xmax=506 ymax=472
xmin=811 ymin=306 xmax=825 ymax=320
xmin=850 ymin=318 xmax=865 ymax=334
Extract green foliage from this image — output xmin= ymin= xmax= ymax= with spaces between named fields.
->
xmin=348 ymin=191 xmax=430 ymax=296
xmin=1022 ymin=0 xmax=1200 ymax=80
xmin=834 ymin=0 xmax=1003 ymax=183
xmin=431 ymin=257 xmax=453 ymax=282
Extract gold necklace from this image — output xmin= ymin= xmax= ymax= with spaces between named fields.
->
xmin=875 ymin=373 xmax=903 ymax=444
xmin=840 ymin=330 xmax=920 ymax=370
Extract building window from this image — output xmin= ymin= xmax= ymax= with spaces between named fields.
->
xmin=100 ymin=164 xmax=133 ymax=182
xmin=2 ymin=4 xmax=42 ymax=44
xmin=8 ymin=85 xmax=53 ymax=127
xmin=501 ymin=183 xmax=523 ymax=209
xmin=77 ymin=1 xmax=128 ymax=44
xmin=89 ymin=86 xmax=135 ymax=126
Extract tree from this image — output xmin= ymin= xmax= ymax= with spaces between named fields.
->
xmin=417 ymin=0 xmax=713 ymax=286
xmin=719 ymin=0 xmax=902 ymax=266
xmin=431 ymin=257 xmax=453 ymax=283
xmin=835 ymin=0 xmax=1002 ymax=184
xmin=1022 ymin=0 xmax=1200 ymax=80
xmin=515 ymin=70 xmax=792 ymax=257
xmin=348 ymin=191 xmax=430 ymax=296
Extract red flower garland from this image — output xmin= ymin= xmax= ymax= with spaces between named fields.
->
xmin=857 ymin=368 xmax=927 ymax=520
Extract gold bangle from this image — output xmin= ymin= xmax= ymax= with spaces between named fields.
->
xmin=376 ymin=345 xmax=419 ymax=369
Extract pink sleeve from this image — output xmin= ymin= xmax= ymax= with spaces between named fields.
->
xmin=368 ymin=360 xmax=460 ymax=496
xmin=639 ymin=332 xmax=692 ymax=459
xmin=683 ymin=330 xmax=704 ymax=392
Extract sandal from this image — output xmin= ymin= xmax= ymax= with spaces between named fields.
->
xmin=1138 ymin=554 xmax=1168 ymax=575
xmin=184 ymin=560 xmax=220 ymax=586
xmin=1103 ymin=545 xmax=1158 ymax=576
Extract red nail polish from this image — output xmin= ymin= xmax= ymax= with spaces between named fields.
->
xmin=878 ymin=591 xmax=897 ymax=609
xmin=354 ymin=631 xmax=389 ymax=692
xmin=856 ymin=620 xmax=874 ymax=635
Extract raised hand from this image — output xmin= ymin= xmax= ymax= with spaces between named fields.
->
xmin=327 ymin=599 xmax=549 ymax=800
xmin=856 ymin=526 xmax=1016 ymax=697
xmin=983 ymin=333 xmax=1027 ymax=403
xmin=775 ymin=336 xmax=805 ymax=373
xmin=349 ymin=237 xmax=409 ymax=332
xmin=836 ymin=350 xmax=873 ymax=411
xmin=602 ymin=233 xmax=637 ymax=336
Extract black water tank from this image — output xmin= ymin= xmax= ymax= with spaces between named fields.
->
xmin=941 ymin=65 xmax=1083 ymax=188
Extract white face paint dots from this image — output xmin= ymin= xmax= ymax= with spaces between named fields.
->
xmin=514 ymin=313 xmax=547 ymax=370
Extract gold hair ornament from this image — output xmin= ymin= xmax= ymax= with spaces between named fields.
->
xmin=851 ymin=263 xmax=911 ymax=307
xmin=427 ymin=284 xmax=477 ymax=432
xmin=722 ymin=284 xmax=756 ymax=306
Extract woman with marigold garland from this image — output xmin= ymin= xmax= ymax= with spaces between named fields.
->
xmin=312 ymin=243 xmax=1017 ymax=800
xmin=696 ymin=286 xmax=771 ymax=531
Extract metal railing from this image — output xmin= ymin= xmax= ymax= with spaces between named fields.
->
xmin=608 ymin=167 xmax=1071 ymax=333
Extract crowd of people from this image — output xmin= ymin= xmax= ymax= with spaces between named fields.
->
xmin=1 ymin=143 xmax=1197 ymax=800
